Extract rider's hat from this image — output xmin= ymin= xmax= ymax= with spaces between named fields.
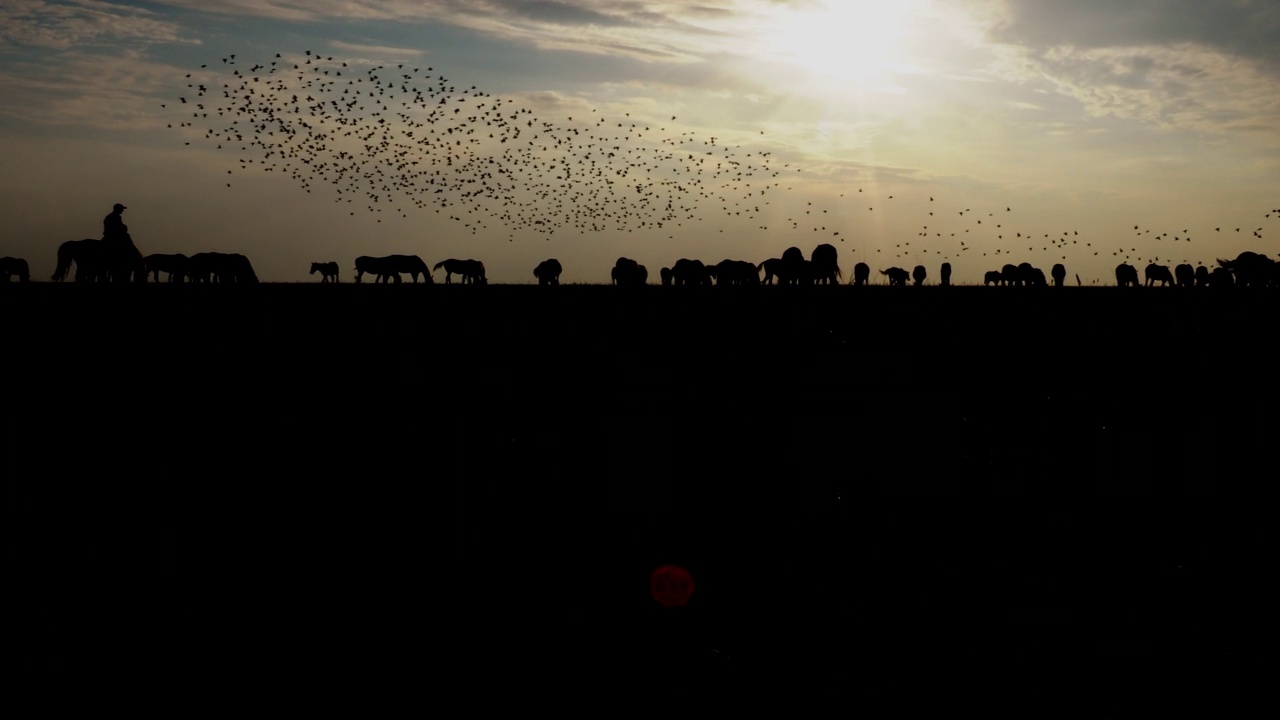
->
xmin=114 ymin=203 xmax=126 ymax=210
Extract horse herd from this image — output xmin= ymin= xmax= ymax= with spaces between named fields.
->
xmin=1 ymin=241 xmax=1274 ymax=288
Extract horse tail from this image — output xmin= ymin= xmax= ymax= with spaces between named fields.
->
xmin=51 ymin=241 xmax=75 ymax=281
xmin=433 ymin=260 xmax=446 ymax=272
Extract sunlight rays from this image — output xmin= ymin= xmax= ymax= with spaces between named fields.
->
xmin=756 ymin=0 xmax=926 ymax=88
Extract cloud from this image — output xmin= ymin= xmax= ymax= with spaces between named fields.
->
xmin=0 ymin=50 xmax=189 ymax=130
xmin=1028 ymin=43 xmax=1280 ymax=136
xmin=149 ymin=0 xmax=761 ymax=62
xmin=983 ymin=0 xmax=1280 ymax=68
xmin=954 ymin=1 xmax=1280 ymax=140
xmin=328 ymin=41 xmax=425 ymax=58
xmin=0 ymin=0 xmax=198 ymax=48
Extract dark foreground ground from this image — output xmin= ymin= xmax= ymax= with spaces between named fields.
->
xmin=5 ymin=283 xmax=1274 ymax=711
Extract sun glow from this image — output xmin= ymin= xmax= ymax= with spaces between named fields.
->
xmin=759 ymin=1 xmax=922 ymax=87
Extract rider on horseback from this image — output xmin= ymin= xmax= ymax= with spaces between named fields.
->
xmin=101 ymin=202 xmax=144 ymax=282
xmin=104 ymin=203 xmax=129 ymax=241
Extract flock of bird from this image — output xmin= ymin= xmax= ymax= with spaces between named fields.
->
xmin=165 ymin=52 xmax=1277 ymax=280
xmin=168 ymin=51 xmax=791 ymax=241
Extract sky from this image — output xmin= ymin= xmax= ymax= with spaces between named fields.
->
xmin=1 ymin=0 xmax=1277 ymax=284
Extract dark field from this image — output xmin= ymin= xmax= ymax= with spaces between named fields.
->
xmin=7 ymin=283 xmax=1273 ymax=710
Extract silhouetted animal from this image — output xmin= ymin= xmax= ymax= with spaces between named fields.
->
xmin=1145 ymin=263 xmax=1174 ymax=287
xmin=533 ymin=259 xmax=562 ymax=285
xmin=810 ymin=243 xmax=840 ymax=285
xmin=881 ymin=267 xmax=910 ymax=286
xmin=1217 ymin=251 xmax=1275 ymax=287
xmin=984 ymin=271 xmax=1002 ymax=286
xmin=659 ymin=267 xmax=672 ymax=286
xmin=671 ymin=258 xmax=711 ymax=286
xmin=188 ymin=252 xmax=258 ymax=284
xmin=712 ymin=259 xmax=759 ymax=286
xmin=757 ymin=258 xmax=784 ymax=285
xmin=781 ymin=246 xmax=808 ymax=285
xmin=1051 ymin=264 xmax=1066 ymax=287
xmin=1174 ymin=264 xmax=1194 ymax=288
xmin=1115 ymin=263 xmax=1139 ymax=287
xmin=1 ymin=257 xmax=30 ymax=283
xmin=145 ymin=253 xmax=190 ymax=283
xmin=52 ymin=237 xmax=146 ymax=283
xmin=353 ymin=255 xmax=431 ymax=283
xmin=1208 ymin=266 xmax=1234 ymax=287
xmin=852 ymin=262 xmax=870 ymax=286
xmin=1001 ymin=264 xmax=1020 ymax=286
xmin=612 ymin=257 xmax=647 ymax=286
xmin=912 ymin=265 xmax=927 ymax=286
xmin=310 ymin=261 xmax=340 ymax=282
xmin=1019 ymin=263 xmax=1046 ymax=287
xmin=433 ymin=258 xmax=485 ymax=284
xmin=940 ymin=262 xmax=951 ymax=287
xmin=1194 ymin=266 xmax=1210 ymax=287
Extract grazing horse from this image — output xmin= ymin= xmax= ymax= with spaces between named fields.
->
xmin=852 ymin=262 xmax=870 ymax=286
xmin=433 ymin=258 xmax=486 ymax=284
xmin=310 ymin=261 xmax=340 ymax=283
xmin=810 ymin=243 xmax=841 ymax=285
xmin=51 ymin=237 xmax=146 ymax=283
xmin=1217 ymin=251 xmax=1276 ymax=287
xmin=984 ymin=270 xmax=1003 ymax=286
xmin=1174 ymin=263 xmax=1195 ymax=288
xmin=612 ymin=257 xmax=647 ymax=285
xmin=355 ymin=255 xmax=432 ymax=283
xmin=1 ymin=257 xmax=30 ymax=283
xmin=188 ymin=252 xmax=258 ymax=284
xmin=881 ymin=267 xmax=910 ymax=286
xmin=144 ymin=253 xmax=190 ymax=283
xmin=533 ymin=258 xmax=562 ymax=285
xmin=712 ymin=259 xmax=760 ymax=286
xmin=1115 ymin=263 xmax=1140 ymax=287
xmin=1145 ymin=263 xmax=1174 ymax=287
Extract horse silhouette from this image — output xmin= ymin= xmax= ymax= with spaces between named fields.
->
xmin=533 ymin=259 xmax=562 ymax=285
xmin=760 ymin=250 xmax=812 ymax=285
xmin=189 ymin=252 xmax=258 ymax=283
xmin=940 ymin=262 xmax=952 ymax=287
xmin=757 ymin=258 xmax=785 ymax=285
xmin=310 ymin=261 xmax=340 ymax=282
xmin=881 ymin=267 xmax=910 ymax=286
xmin=1 ymin=257 xmax=30 ymax=283
xmin=356 ymin=255 xmax=431 ymax=283
xmin=984 ymin=270 xmax=1002 ymax=286
xmin=1174 ymin=264 xmax=1194 ymax=288
xmin=1145 ymin=263 xmax=1174 ymax=287
xmin=1051 ymin=264 xmax=1066 ymax=287
xmin=1194 ymin=266 xmax=1210 ymax=287
xmin=1208 ymin=266 xmax=1234 ymax=287
xmin=52 ymin=237 xmax=146 ymax=283
xmin=612 ymin=257 xmax=647 ymax=286
xmin=810 ymin=243 xmax=840 ymax=285
xmin=712 ymin=259 xmax=760 ymax=286
xmin=852 ymin=262 xmax=870 ymax=286
xmin=912 ymin=265 xmax=927 ymax=286
xmin=1216 ymin=251 xmax=1275 ymax=287
xmin=433 ymin=258 xmax=485 ymax=284
xmin=145 ymin=253 xmax=190 ymax=283
xmin=1001 ymin=263 xmax=1020 ymax=286
xmin=1115 ymin=263 xmax=1139 ymax=287
xmin=670 ymin=258 xmax=712 ymax=286
xmin=1020 ymin=263 xmax=1047 ymax=287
